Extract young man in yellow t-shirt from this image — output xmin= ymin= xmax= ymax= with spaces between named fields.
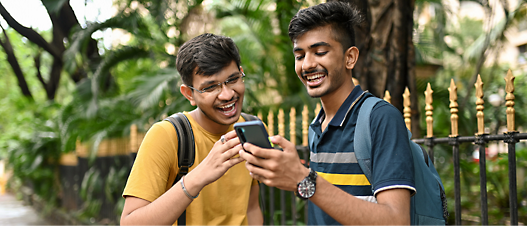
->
xmin=120 ymin=33 xmax=263 ymax=225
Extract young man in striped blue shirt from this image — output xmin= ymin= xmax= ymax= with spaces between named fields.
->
xmin=239 ymin=2 xmax=415 ymax=225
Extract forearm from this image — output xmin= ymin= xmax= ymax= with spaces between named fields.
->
xmin=121 ymin=175 xmax=205 ymax=225
xmin=247 ymin=184 xmax=263 ymax=225
xmin=310 ymin=177 xmax=410 ymax=225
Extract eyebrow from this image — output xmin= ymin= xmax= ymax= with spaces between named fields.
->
xmin=293 ymin=41 xmax=331 ymax=53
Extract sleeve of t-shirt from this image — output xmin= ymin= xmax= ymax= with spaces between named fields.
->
xmin=369 ymin=102 xmax=416 ymax=196
xmin=122 ymin=121 xmax=178 ymax=202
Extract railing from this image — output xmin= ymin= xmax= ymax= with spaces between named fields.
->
xmin=128 ymin=69 xmax=525 ymax=225
xmin=411 ymin=71 xmax=524 ymax=225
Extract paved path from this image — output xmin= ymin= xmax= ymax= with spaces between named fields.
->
xmin=0 ymin=192 xmax=50 ymax=225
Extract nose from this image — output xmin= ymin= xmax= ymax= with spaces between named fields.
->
xmin=217 ymin=82 xmax=235 ymax=100
xmin=302 ymin=53 xmax=317 ymax=72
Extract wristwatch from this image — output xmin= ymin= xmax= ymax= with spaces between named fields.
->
xmin=295 ymin=168 xmax=317 ymax=200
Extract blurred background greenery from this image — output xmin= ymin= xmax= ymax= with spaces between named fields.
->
xmin=0 ymin=0 xmax=527 ymax=224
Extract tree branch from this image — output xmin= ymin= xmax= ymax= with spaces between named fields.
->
xmin=0 ymin=25 xmax=33 ymax=99
xmin=34 ymin=53 xmax=47 ymax=90
xmin=0 ymin=2 xmax=62 ymax=59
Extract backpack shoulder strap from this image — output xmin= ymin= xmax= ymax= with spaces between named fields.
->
xmin=241 ymin=112 xmax=260 ymax=122
xmin=353 ymin=96 xmax=382 ymax=183
xmin=164 ymin=112 xmax=194 ymax=226
xmin=164 ymin=113 xmax=195 ymax=182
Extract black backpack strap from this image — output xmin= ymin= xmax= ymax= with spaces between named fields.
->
xmin=419 ymin=145 xmax=430 ymax=167
xmin=241 ymin=112 xmax=260 ymax=122
xmin=164 ymin=112 xmax=195 ymax=225
xmin=165 ymin=113 xmax=195 ymax=178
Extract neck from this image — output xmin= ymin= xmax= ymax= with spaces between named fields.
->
xmin=320 ymin=85 xmax=354 ymax=120
xmin=190 ymin=109 xmax=232 ymax=135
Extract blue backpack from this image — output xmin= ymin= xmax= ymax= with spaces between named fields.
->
xmin=354 ymin=96 xmax=448 ymax=225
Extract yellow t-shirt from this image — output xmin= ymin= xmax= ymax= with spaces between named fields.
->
xmin=123 ymin=112 xmax=257 ymax=225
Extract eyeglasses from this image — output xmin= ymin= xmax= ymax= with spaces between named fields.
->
xmin=188 ymin=72 xmax=246 ymax=94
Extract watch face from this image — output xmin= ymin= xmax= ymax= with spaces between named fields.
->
xmin=298 ymin=180 xmax=316 ymax=198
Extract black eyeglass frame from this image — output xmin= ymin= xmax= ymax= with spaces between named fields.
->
xmin=187 ymin=72 xmax=246 ymax=94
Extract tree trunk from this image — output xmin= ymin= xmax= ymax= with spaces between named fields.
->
xmin=334 ymin=0 xmax=420 ymax=136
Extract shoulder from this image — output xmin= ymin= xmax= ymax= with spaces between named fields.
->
xmin=139 ymin=120 xmax=179 ymax=153
xmin=147 ymin=120 xmax=178 ymax=137
xmin=367 ymin=99 xmax=404 ymax=123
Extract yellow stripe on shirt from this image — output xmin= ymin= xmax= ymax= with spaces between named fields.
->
xmin=317 ymin=172 xmax=371 ymax=186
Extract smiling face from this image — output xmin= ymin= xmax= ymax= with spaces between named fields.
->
xmin=181 ymin=61 xmax=245 ymax=133
xmin=293 ymin=25 xmax=358 ymax=99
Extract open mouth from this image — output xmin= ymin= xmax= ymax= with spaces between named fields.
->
xmin=305 ymin=73 xmax=326 ymax=86
xmin=217 ymin=101 xmax=237 ymax=117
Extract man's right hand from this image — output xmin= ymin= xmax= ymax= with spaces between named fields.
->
xmin=239 ymin=135 xmax=309 ymax=191
xmin=184 ymin=130 xmax=245 ymax=192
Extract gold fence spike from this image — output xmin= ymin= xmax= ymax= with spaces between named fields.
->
xmin=475 ymin=74 xmax=485 ymax=135
xmin=448 ymin=79 xmax=459 ymax=137
xmin=257 ymin=111 xmax=263 ymax=121
xmin=505 ymin=69 xmax=516 ymax=132
xmin=290 ymin=107 xmax=296 ymax=145
xmin=352 ymin=77 xmax=359 ymax=85
xmin=403 ymin=87 xmax=411 ymax=132
xmin=425 ymin=83 xmax=434 ymax=137
xmin=130 ymin=124 xmax=138 ymax=153
xmin=384 ymin=90 xmax=392 ymax=104
xmin=268 ymin=111 xmax=274 ymax=136
xmin=278 ymin=109 xmax=285 ymax=137
xmin=315 ymin=102 xmax=321 ymax=116
xmin=302 ymin=105 xmax=309 ymax=147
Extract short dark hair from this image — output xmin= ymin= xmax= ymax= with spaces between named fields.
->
xmin=288 ymin=2 xmax=362 ymax=51
xmin=176 ymin=33 xmax=241 ymax=86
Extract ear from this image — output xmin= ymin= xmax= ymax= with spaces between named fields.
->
xmin=180 ymin=85 xmax=196 ymax=106
xmin=345 ymin=46 xmax=359 ymax=70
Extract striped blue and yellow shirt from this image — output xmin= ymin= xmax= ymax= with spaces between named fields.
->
xmin=308 ymin=86 xmax=416 ymax=225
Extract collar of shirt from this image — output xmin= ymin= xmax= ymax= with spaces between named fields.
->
xmin=313 ymin=85 xmax=365 ymax=128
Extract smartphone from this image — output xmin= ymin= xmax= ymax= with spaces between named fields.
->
xmin=234 ymin=120 xmax=273 ymax=149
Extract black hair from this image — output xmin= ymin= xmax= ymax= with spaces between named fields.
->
xmin=176 ymin=33 xmax=241 ymax=86
xmin=288 ymin=2 xmax=363 ymax=51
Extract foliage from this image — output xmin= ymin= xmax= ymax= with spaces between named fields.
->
xmin=78 ymin=167 xmax=103 ymax=221
xmin=2 ymin=102 xmax=63 ymax=206
xmin=434 ymin=144 xmax=527 ymax=225
xmin=415 ymin=1 xmax=527 ymax=224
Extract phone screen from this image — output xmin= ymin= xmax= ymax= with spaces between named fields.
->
xmin=234 ymin=121 xmax=273 ymax=149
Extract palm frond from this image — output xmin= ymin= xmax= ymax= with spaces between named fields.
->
xmin=89 ymin=46 xmax=150 ymax=116
xmin=126 ymin=68 xmax=180 ymax=110
xmin=64 ymin=10 xmax=160 ymax=74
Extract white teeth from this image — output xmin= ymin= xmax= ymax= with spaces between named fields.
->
xmin=306 ymin=74 xmax=325 ymax=80
xmin=220 ymin=103 xmax=235 ymax=109
xmin=223 ymin=107 xmax=236 ymax=114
